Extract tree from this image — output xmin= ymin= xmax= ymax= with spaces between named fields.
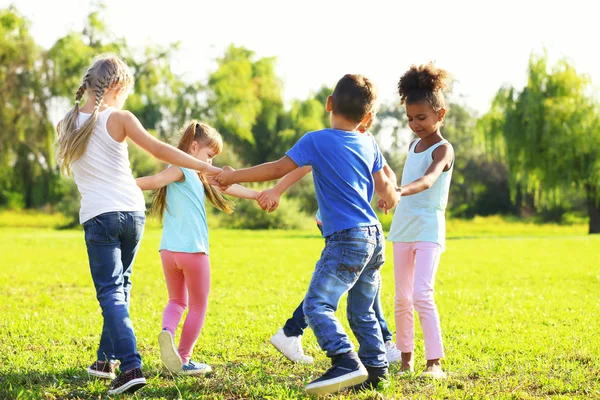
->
xmin=0 ymin=7 xmax=56 ymax=208
xmin=480 ymin=52 xmax=600 ymax=233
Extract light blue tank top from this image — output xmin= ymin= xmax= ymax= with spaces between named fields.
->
xmin=387 ymin=139 xmax=453 ymax=250
xmin=159 ymin=167 xmax=209 ymax=254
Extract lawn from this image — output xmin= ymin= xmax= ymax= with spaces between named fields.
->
xmin=0 ymin=216 xmax=598 ymax=399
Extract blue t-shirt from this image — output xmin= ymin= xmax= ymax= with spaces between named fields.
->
xmin=287 ymin=128 xmax=384 ymax=237
xmin=159 ymin=167 xmax=209 ymax=254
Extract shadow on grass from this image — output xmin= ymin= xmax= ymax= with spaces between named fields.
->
xmin=0 ymin=363 xmax=310 ymax=399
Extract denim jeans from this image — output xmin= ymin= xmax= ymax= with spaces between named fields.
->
xmin=283 ymin=278 xmax=394 ymax=342
xmin=303 ymin=224 xmax=387 ymax=368
xmin=83 ymin=211 xmax=145 ymax=372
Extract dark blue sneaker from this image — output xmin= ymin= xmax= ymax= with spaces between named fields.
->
xmin=305 ymin=351 xmax=368 ymax=395
xmin=348 ymin=365 xmax=389 ymax=392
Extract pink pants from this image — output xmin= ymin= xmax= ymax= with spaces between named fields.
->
xmin=393 ymin=241 xmax=445 ymax=360
xmin=160 ymin=251 xmax=210 ymax=364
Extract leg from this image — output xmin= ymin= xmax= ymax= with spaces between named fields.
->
xmin=177 ymin=252 xmax=211 ymax=365
xmin=393 ymin=242 xmax=416 ymax=371
xmin=283 ymin=300 xmax=309 ymax=337
xmin=160 ymin=251 xmax=188 ymax=335
xmin=84 ymin=212 xmax=142 ymax=373
xmin=412 ymin=242 xmax=445 ymax=361
xmin=346 ymin=226 xmax=387 ymax=369
xmin=373 ymin=280 xmax=393 ymax=343
xmin=303 ymin=236 xmax=374 ymax=358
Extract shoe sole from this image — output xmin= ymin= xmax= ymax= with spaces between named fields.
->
xmin=305 ymin=368 xmax=369 ymax=395
xmin=107 ymin=378 xmax=146 ymax=395
xmin=87 ymin=368 xmax=115 ymax=379
xmin=158 ymin=330 xmax=183 ymax=373
xmin=269 ymin=334 xmax=313 ymax=364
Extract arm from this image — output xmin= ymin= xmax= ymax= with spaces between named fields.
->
xmin=256 ymin=166 xmax=312 ymax=211
xmin=214 ymin=156 xmax=298 ymax=186
xmin=120 ymin=111 xmax=222 ymax=175
xmin=382 ymin=163 xmax=397 ymax=188
xmin=136 ymin=166 xmax=184 ymax=191
xmin=400 ymin=144 xmax=454 ymax=196
xmin=222 ymin=184 xmax=260 ymax=200
xmin=374 ymin=169 xmax=400 ymax=213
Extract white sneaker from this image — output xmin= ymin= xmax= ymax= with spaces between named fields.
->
xmin=270 ymin=328 xmax=314 ymax=364
xmin=384 ymin=341 xmax=402 ymax=364
xmin=180 ymin=360 xmax=212 ymax=376
xmin=420 ymin=365 xmax=447 ymax=379
xmin=158 ymin=329 xmax=183 ymax=373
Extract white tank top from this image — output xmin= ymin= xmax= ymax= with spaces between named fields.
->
xmin=387 ymin=139 xmax=453 ymax=250
xmin=71 ymin=107 xmax=145 ymax=224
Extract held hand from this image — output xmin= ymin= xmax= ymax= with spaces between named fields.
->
xmin=213 ymin=165 xmax=237 ymax=190
xmin=257 ymin=188 xmax=281 ymax=213
xmin=377 ymin=198 xmax=390 ymax=215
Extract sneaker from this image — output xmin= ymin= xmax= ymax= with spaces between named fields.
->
xmin=384 ymin=341 xmax=402 ymax=364
xmin=348 ymin=365 xmax=388 ymax=392
xmin=270 ymin=328 xmax=313 ymax=364
xmin=305 ymin=352 xmax=368 ymax=395
xmin=420 ymin=364 xmax=447 ymax=379
xmin=180 ymin=360 xmax=212 ymax=376
xmin=107 ymin=367 xmax=146 ymax=395
xmin=87 ymin=360 xmax=119 ymax=379
xmin=158 ymin=329 xmax=183 ymax=373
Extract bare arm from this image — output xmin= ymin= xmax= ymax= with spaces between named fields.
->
xmin=119 ymin=111 xmax=222 ymax=175
xmin=136 ymin=166 xmax=184 ymax=191
xmin=214 ymin=156 xmax=298 ymax=186
xmin=256 ymin=166 xmax=312 ymax=212
xmin=382 ymin=163 xmax=397 ymax=188
xmin=374 ymin=169 xmax=400 ymax=212
xmin=400 ymin=144 xmax=454 ymax=196
xmin=222 ymin=184 xmax=260 ymax=200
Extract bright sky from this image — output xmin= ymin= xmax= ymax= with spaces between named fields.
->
xmin=4 ymin=0 xmax=598 ymax=115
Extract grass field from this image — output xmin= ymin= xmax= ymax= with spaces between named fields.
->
xmin=1 ymin=215 xmax=599 ymax=399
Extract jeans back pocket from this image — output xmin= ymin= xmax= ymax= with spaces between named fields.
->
xmin=336 ymin=248 xmax=370 ymax=284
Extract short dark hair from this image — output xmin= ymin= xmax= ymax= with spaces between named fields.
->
xmin=331 ymin=74 xmax=378 ymax=123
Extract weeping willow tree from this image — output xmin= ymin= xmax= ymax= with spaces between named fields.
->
xmin=480 ymin=52 xmax=600 ymax=233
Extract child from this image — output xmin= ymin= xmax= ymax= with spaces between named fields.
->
xmin=258 ymin=164 xmax=402 ymax=365
xmin=214 ymin=74 xmax=400 ymax=395
xmin=385 ymin=63 xmax=454 ymax=379
xmin=136 ymin=121 xmax=260 ymax=375
xmin=56 ymin=54 xmax=221 ymax=395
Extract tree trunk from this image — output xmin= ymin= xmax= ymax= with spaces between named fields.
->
xmin=586 ymin=184 xmax=600 ymax=234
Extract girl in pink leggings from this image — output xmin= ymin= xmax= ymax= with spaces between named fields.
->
xmin=384 ymin=63 xmax=454 ymax=379
xmin=137 ymin=121 xmax=260 ymax=375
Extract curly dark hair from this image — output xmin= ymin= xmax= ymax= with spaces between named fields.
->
xmin=398 ymin=63 xmax=449 ymax=111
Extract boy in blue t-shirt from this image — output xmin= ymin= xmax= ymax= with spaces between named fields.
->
xmin=214 ymin=74 xmax=400 ymax=395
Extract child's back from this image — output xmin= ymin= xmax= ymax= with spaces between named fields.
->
xmin=288 ymin=128 xmax=383 ymax=236
xmin=72 ymin=107 xmax=145 ymax=224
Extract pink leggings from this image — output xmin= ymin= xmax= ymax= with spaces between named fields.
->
xmin=160 ymin=251 xmax=210 ymax=364
xmin=393 ymin=242 xmax=444 ymax=360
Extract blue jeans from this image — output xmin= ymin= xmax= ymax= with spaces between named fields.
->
xmin=303 ymin=224 xmax=387 ymax=368
xmin=83 ymin=211 xmax=145 ymax=372
xmin=283 ymin=278 xmax=394 ymax=342
xmin=284 ymin=222 xmax=392 ymax=341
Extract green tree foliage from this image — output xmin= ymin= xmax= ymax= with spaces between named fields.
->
xmin=480 ymin=52 xmax=600 ymax=232
xmin=0 ymin=7 xmax=56 ymax=208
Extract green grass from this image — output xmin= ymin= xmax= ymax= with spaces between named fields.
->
xmin=1 ymin=219 xmax=599 ymax=399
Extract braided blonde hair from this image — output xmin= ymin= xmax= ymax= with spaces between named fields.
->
xmin=56 ymin=54 xmax=134 ymax=175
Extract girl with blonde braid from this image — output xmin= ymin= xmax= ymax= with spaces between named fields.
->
xmin=56 ymin=54 xmax=221 ymax=395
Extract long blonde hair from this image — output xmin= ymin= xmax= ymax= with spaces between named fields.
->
xmin=152 ymin=121 xmax=235 ymax=219
xmin=56 ymin=54 xmax=134 ymax=175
